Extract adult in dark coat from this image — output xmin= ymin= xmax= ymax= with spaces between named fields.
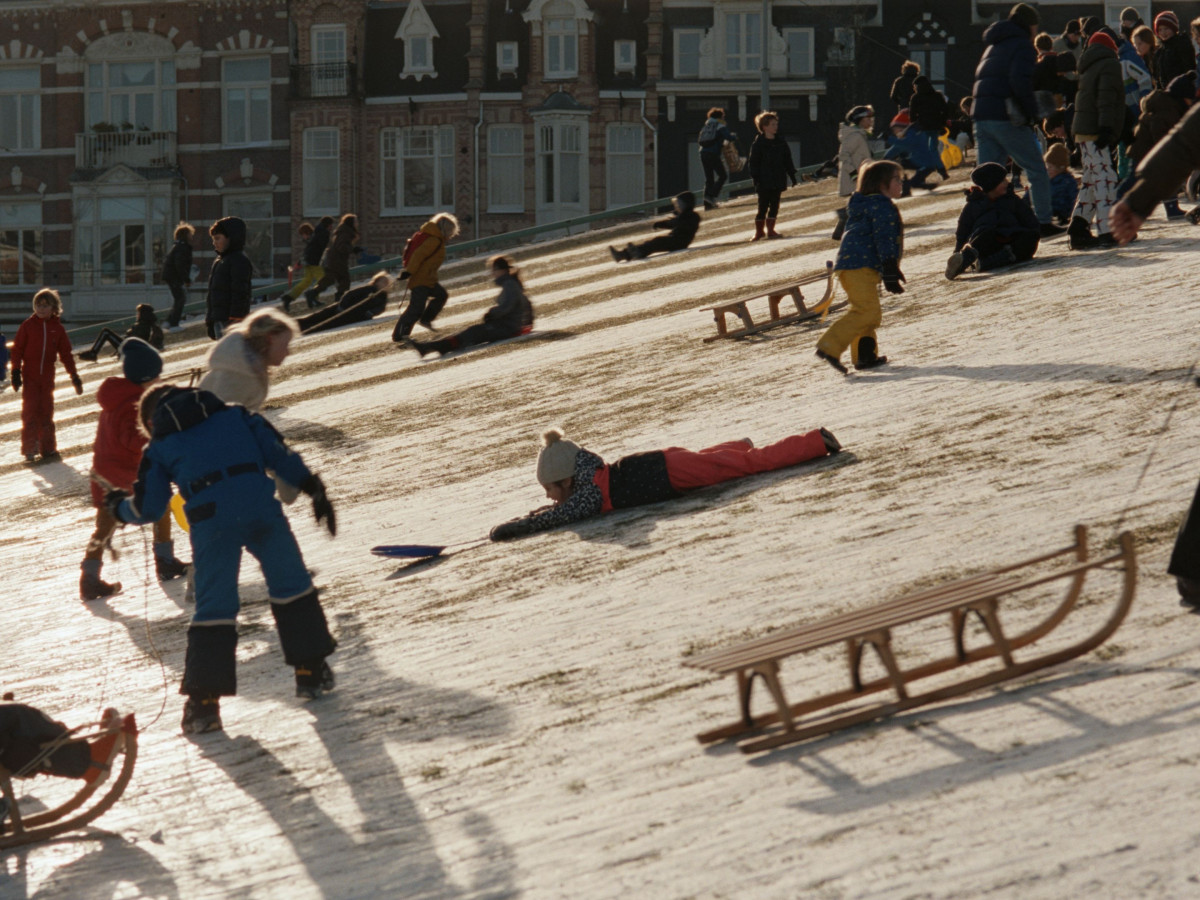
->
xmin=889 ymin=61 xmax=920 ymax=110
xmin=972 ymin=3 xmax=1059 ymax=231
xmin=204 ymin=216 xmax=253 ymax=340
xmin=610 ymin=192 xmax=701 ymax=261
xmin=1111 ymin=98 xmax=1200 ymax=239
xmin=746 ymin=111 xmax=798 ymax=240
xmin=161 ymin=223 xmax=195 ymax=328
xmin=406 ymin=256 xmax=533 ymax=358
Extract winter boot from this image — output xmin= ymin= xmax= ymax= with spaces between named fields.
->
xmin=977 ymin=246 xmax=1018 ymax=271
xmin=766 ymin=218 xmax=784 ymax=239
xmin=831 ymin=207 xmax=848 ymax=241
xmin=76 ymin=348 xmax=99 ymax=363
xmin=899 ymin=179 xmax=913 ymax=197
xmin=280 ymin=293 xmax=293 ymax=315
xmin=944 ymin=245 xmax=979 ymax=280
xmin=1067 ymin=216 xmax=1098 ymax=250
xmin=154 ymin=540 xmax=190 ymax=581
xmin=1039 ymin=221 xmax=1066 ymax=237
xmin=295 ymin=660 xmax=335 ymax=700
xmin=854 ymin=336 xmax=889 ymax=370
xmin=80 ymin=559 xmax=120 ymax=601
xmin=1187 ymin=206 xmax=1200 ymax=225
xmin=820 ymin=428 xmax=842 ymax=454
xmin=181 ymin=695 xmax=222 ymax=734
xmin=815 ymin=349 xmax=849 ymax=375
xmin=750 ymin=219 xmax=766 ymax=242
xmin=609 ymin=245 xmax=623 ymax=263
xmin=1163 ymin=198 xmax=1186 ymax=220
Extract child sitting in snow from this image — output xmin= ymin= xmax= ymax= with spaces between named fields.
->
xmin=489 ymin=427 xmax=841 ymax=541
xmin=815 ymin=160 xmax=905 ymax=374
xmin=404 ymin=256 xmax=533 ymax=358
xmin=77 ymin=303 xmax=164 ymax=362
xmin=945 ymin=162 xmax=1042 ymax=280
xmin=1043 ymin=143 xmax=1080 ymax=224
xmin=609 ymin=192 xmax=700 ymax=262
xmin=79 ymin=337 xmax=188 ymax=600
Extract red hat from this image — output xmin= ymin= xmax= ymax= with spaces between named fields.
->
xmin=1088 ymin=31 xmax=1118 ymax=52
xmin=1154 ymin=11 xmax=1180 ymax=34
xmin=890 ymin=108 xmax=911 ymax=128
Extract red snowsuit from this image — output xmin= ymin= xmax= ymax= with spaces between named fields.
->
xmin=11 ymin=313 xmax=78 ymax=457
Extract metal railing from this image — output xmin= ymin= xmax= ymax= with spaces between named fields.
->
xmin=75 ymin=131 xmax=177 ymax=169
xmin=290 ymin=62 xmax=357 ymax=99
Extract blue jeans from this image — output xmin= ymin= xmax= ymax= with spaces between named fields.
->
xmin=975 ymin=119 xmax=1052 ymax=224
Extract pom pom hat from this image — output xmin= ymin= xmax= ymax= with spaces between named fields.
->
xmin=1154 ymin=12 xmax=1180 ymax=35
xmin=536 ymin=428 xmax=581 ymax=485
xmin=120 ymin=337 xmax=163 ymax=385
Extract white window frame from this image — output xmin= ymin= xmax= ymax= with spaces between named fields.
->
xmin=674 ymin=28 xmax=704 ymax=79
xmin=73 ymin=191 xmax=172 ymax=287
xmin=906 ymin=47 xmax=946 ymax=94
xmin=310 ymin=24 xmax=348 ymax=97
xmin=380 ymin=125 xmax=455 ymax=216
xmin=724 ymin=11 xmax=762 ymax=75
xmin=0 ymin=67 xmax=41 ymax=152
xmin=614 ymin=39 xmax=637 ymax=74
xmin=223 ymin=56 xmax=271 ymax=146
xmin=0 ymin=200 xmax=43 ymax=287
xmin=396 ymin=0 xmax=440 ymax=81
xmin=487 ymin=125 xmax=525 ymax=213
xmin=87 ymin=58 xmax=176 ymax=132
xmin=497 ymin=41 xmax=519 ymax=76
xmin=223 ymin=193 xmax=274 ymax=283
xmin=605 ymin=124 xmax=644 ymax=209
xmin=782 ymin=28 xmax=814 ymax=78
xmin=303 ymin=128 xmax=341 ymax=217
xmin=535 ymin=117 xmax=587 ymax=219
xmin=545 ymin=14 xmax=579 ymax=79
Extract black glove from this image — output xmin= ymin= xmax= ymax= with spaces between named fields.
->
xmin=1094 ymin=128 xmax=1116 ymax=150
xmin=399 ymin=270 xmax=410 ymax=281
xmin=301 ymin=474 xmax=336 ymax=536
xmin=71 ymin=374 xmax=83 ymax=395
xmin=10 ymin=370 xmax=19 ymax=392
xmin=881 ymin=260 xmax=906 ymax=295
xmin=103 ymin=489 xmax=130 ymax=523
xmin=490 ymin=519 xmax=531 ymax=541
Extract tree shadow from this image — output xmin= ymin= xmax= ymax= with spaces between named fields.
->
xmin=2 ymin=834 xmax=179 ymax=900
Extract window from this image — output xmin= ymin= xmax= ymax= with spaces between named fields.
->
xmin=497 ymin=42 xmax=519 ymax=76
xmin=906 ymin=48 xmax=946 ymax=92
xmin=606 ymin=124 xmax=643 ymax=208
xmin=303 ymin=128 xmax=340 ymax=216
xmin=0 ymin=68 xmax=40 ymax=151
xmin=381 ymin=126 xmax=455 ymax=215
xmin=74 ymin=193 xmax=170 ymax=287
xmin=0 ymin=201 xmax=42 ymax=286
xmin=828 ymin=27 xmax=855 ymax=64
xmin=488 ymin=125 xmax=525 ymax=212
xmin=783 ymin=28 xmax=814 ymax=78
xmin=311 ymin=25 xmax=348 ymax=97
xmin=537 ymin=121 xmax=583 ymax=209
xmin=1106 ymin=3 xmax=1149 ymax=30
xmin=614 ymin=39 xmax=636 ymax=74
xmin=725 ymin=12 xmax=761 ymax=74
xmin=225 ymin=194 xmax=274 ymax=281
xmin=396 ymin=0 xmax=440 ymax=80
xmin=224 ymin=57 xmax=271 ymax=145
xmin=87 ymin=60 xmax=176 ymax=131
xmin=674 ymin=28 xmax=703 ymax=78
xmin=545 ymin=7 xmax=579 ymax=78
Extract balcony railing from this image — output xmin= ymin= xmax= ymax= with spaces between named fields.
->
xmin=290 ymin=61 xmax=357 ymax=99
xmin=75 ymin=131 xmax=177 ymax=169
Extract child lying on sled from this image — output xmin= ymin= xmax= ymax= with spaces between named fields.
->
xmin=0 ymin=701 xmax=126 ymax=785
xmin=489 ymin=426 xmax=842 ymax=540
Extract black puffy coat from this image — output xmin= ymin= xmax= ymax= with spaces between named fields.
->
xmin=1072 ymin=44 xmax=1125 ymax=138
xmin=205 ymin=216 xmax=253 ymax=332
xmin=161 ymin=238 xmax=193 ymax=287
xmin=747 ymin=134 xmax=797 ymax=191
xmin=953 ymin=183 xmax=1040 ymax=251
xmin=972 ymin=19 xmax=1038 ymax=123
xmin=303 ymin=221 xmax=331 ymax=266
xmin=1153 ymin=33 xmax=1194 ymax=90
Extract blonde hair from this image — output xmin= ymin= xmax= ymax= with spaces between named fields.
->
xmin=432 ymin=212 xmax=460 ymax=239
xmin=371 ymin=272 xmax=394 ymax=291
xmin=32 ymin=287 xmax=62 ymax=315
xmin=238 ymin=308 xmax=299 ymax=361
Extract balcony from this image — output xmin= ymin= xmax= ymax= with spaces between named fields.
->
xmin=75 ymin=131 xmax=177 ymax=170
xmin=290 ymin=62 xmax=358 ymax=100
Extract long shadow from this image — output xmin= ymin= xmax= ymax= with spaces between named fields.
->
xmin=419 ymin=329 xmax=575 ymax=364
xmin=739 ymin=662 xmax=1200 ymax=816
xmin=1 ymin=835 xmax=179 ymax=900
xmin=194 ymin=611 xmax=517 ymax=899
xmin=852 ymin=362 xmax=1189 ymax=386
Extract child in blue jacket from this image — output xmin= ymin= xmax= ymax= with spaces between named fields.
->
xmin=884 ymin=109 xmax=943 ymax=190
xmin=816 ymin=160 xmax=905 ymax=374
xmin=109 ymin=385 xmax=338 ymax=734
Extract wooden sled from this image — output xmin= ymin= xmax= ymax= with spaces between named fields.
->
xmin=702 ymin=262 xmax=837 ymax=343
xmin=0 ymin=708 xmax=138 ymax=848
xmin=685 ymin=525 xmax=1136 ymax=754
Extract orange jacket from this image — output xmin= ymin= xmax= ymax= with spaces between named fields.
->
xmin=405 ymin=221 xmax=446 ymax=289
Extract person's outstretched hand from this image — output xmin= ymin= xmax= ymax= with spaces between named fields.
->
xmin=1108 ymin=199 xmax=1145 ymax=244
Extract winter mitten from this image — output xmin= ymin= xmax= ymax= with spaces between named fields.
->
xmin=103 ymin=489 xmax=130 ymax=523
xmin=10 ymin=370 xmax=19 ymax=392
xmin=71 ymin=374 xmax=83 ymax=395
xmin=881 ymin=259 xmax=906 ymax=295
xmin=490 ymin=519 xmax=532 ymax=541
xmin=301 ymin=474 xmax=337 ymax=536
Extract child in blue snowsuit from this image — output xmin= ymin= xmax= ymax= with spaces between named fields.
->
xmin=884 ymin=109 xmax=944 ymax=190
xmin=109 ymin=385 xmax=338 ymax=734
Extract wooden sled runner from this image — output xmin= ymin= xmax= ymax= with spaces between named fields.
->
xmin=0 ymin=707 xmax=138 ymax=848
xmin=702 ymin=262 xmax=837 ymax=342
xmin=685 ymin=525 xmax=1136 ymax=754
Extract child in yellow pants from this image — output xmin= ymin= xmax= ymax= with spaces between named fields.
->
xmin=817 ymin=159 xmax=906 ymax=374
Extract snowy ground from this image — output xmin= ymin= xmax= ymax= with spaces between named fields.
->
xmin=3 ymin=170 xmax=1200 ymax=899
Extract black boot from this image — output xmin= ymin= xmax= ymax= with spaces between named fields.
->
xmin=181 ymin=695 xmax=222 ymax=734
xmin=295 ymin=660 xmax=336 ymax=700
xmin=80 ymin=571 xmax=121 ymax=601
xmin=977 ymin=246 xmax=1017 ymax=271
xmin=1068 ymin=216 xmax=1098 ymax=250
xmin=831 ymin=207 xmax=847 ymax=241
xmin=944 ymin=245 xmax=979 ymax=280
xmin=854 ymin=336 xmax=889 ymax=370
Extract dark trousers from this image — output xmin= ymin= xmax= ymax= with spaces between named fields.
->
xmin=756 ymin=189 xmax=783 ymax=219
xmin=701 ymin=153 xmax=726 ymax=201
xmin=628 ymin=235 xmax=687 ymax=260
xmin=421 ymin=322 xmax=516 ymax=355
xmin=971 ymin=230 xmax=1040 ymax=267
xmin=166 ymin=282 xmax=188 ymax=327
xmin=306 ymin=265 xmax=350 ymax=307
xmin=392 ymin=284 xmax=449 ymax=340
xmin=86 ymin=329 xmax=123 ymax=357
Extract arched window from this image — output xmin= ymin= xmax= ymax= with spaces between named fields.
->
xmin=84 ymin=33 xmax=177 ymax=132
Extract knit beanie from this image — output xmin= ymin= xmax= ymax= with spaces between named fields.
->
xmin=1088 ymin=31 xmax=1118 ymax=53
xmin=120 ymin=337 xmax=163 ymax=385
xmin=1043 ymin=142 xmax=1071 ymax=169
xmin=1065 ymin=19 xmax=1082 ymax=36
xmin=536 ymin=428 xmax=581 ymax=486
xmin=1154 ymin=11 xmax=1180 ymax=34
xmin=971 ymin=162 xmax=1009 ymax=193
xmin=1080 ymin=16 xmax=1101 ymax=36
xmin=846 ymin=104 xmax=874 ymax=124
xmin=1168 ymin=72 xmax=1197 ymax=103
xmin=1008 ymin=3 xmax=1039 ymax=29
xmin=1120 ymin=7 xmax=1140 ymax=24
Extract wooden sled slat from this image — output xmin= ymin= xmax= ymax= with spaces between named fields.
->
xmin=685 ymin=526 xmax=1136 ymax=754
xmin=701 ymin=262 xmax=838 ymax=342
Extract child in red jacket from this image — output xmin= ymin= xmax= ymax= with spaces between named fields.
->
xmin=80 ymin=338 xmax=189 ymax=600
xmin=11 ymin=288 xmax=82 ymax=463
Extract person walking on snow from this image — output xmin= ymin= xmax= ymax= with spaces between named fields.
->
xmin=697 ymin=108 xmax=736 ymax=210
xmin=392 ymin=212 xmax=459 ymax=341
xmin=79 ymin=338 xmax=188 ymax=600
xmin=489 ymin=427 xmax=842 ymax=541
xmin=11 ymin=288 xmax=83 ymax=463
xmin=1067 ymin=31 xmax=1126 ymax=250
xmin=306 ymin=214 xmax=359 ymax=308
xmin=609 ymin=193 xmax=700 ymax=262
xmin=162 ymin=222 xmax=194 ymax=330
xmin=815 ymin=160 xmax=905 ymax=374
xmin=890 ymin=60 xmax=921 ymax=111
xmin=107 ymin=384 xmax=338 ymax=733
xmin=972 ymin=3 xmax=1064 ymax=237
xmin=833 ymin=105 xmax=876 ymax=241
xmin=746 ymin=110 xmax=798 ymax=241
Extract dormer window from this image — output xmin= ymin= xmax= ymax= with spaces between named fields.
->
xmin=497 ymin=41 xmax=519 ymax=77
xmin=395 ymin=0 xmax=439 ymax=81
xmin=614 ymin=39 xmax=636 ymax=74
xmin=523 ymin=0 xmax=594 ymax=81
